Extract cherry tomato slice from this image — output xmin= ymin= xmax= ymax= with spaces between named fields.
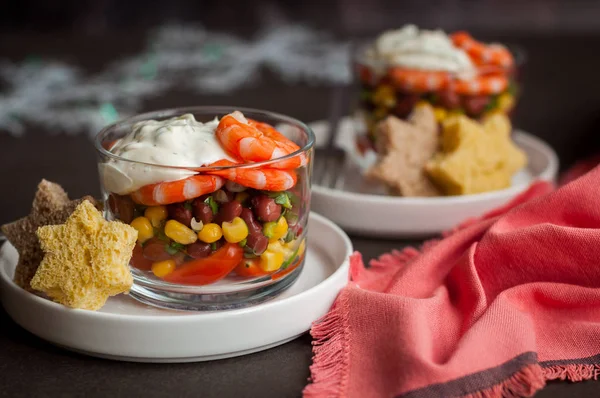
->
xmin=163 ymin=243 xmax=243 ymax=285
xmin=234 ymin=259 xmax=270 ymax=277
xmin=130 ymin=243 xmax=153 ymax=271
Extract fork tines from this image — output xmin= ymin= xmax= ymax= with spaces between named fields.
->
xmin=314 ymin=148 xmax=346 ymax=190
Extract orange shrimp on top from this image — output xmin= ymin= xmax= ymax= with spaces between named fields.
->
xmin=131 ymin=175 xmax=225 ymax=206
xmin=215 ymin=111 xmax=306 ymax=169
xmin=451 ymin=31 xmax=514 ymax=69
xmin=247 ymin=119 xmax=307 ymax=169
xmin=207 ymin=159 xmax=297 ymax=191
xmin=453 ymin=74 xmax=508 ymax=95
xmin=389 ymin=68 xmax=451 ymax=92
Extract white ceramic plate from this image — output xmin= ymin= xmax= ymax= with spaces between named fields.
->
xmin=0 ymin=212 xmax=352 ymax=363
xmin=310 ymin=117 xmax=559 ymax=238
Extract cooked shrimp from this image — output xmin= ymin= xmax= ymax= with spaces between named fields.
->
xmin=451 ymin=31 xmax=513 ymax=68
xmin=216 ymin=111 xmax=277 ymax=162
xmin=389 ymin=68 xmax=451 ymax=92
xmin=454 ymin=74 xmax=508 ymax=95
xmin=248 ymin=120 xmax=298 ymax=152
xmin=248 ymin=119 xmax=307 ymax=169
xmin=131 ymin=175 xmax=225 ymax=206
xmin=215 ymin=112 xmax=306 ymax=168
xmin=207 ymin=159 xmax=297 ymax=191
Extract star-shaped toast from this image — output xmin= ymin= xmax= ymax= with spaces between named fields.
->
xmin=1 ymin=179 xmax=99 ymax=291
xmin=367 ymin=103 xmax=442 ymax=196
xmin=30 ymin=200 xmax=136 ymax=311
xmin=425 ymin=112 xmax=527 ymax=195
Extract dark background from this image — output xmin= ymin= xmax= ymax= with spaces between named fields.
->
xmin=2 ymin=0 xmax=600 ymax=174
xmin=4 ymin=0 xmax=600 ymax=34
xmin=2 ymin=1 xmax=600 ymax=397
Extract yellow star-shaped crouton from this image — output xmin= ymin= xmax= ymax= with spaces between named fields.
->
xmin=0 ymin=179 xmax=99 ymax=292
xmin=30 ymin=200 xmax=137 ymax=310
xmin=425 ymin=112 xmax=527 ymax=195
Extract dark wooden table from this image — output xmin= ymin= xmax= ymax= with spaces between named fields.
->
xmin=2 ymin=31 xmax=600 ymax=397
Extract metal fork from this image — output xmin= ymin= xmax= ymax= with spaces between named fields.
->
xmin=313 ymin=85 xmax=348 ymax=190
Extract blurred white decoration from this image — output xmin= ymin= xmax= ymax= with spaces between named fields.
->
xmin=0 ymin=24 xmax=351 ymax=136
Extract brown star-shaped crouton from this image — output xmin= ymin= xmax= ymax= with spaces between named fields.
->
xmin=1 ymin=179 xmax=99 ymax=291
xmin=367 ymin=104 xmax=442 ymax=196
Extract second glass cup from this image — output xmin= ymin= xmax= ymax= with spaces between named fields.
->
xmin=353 ymin=40 xmax=526 ymax=152
xmin=95 ymin=106 xmax=314 ymax=311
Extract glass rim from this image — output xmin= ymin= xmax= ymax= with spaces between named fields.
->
xmin=94 ymin=105 xmax=315 ymax=171
xmin=351 ymin=37 xmax=527 ymax=72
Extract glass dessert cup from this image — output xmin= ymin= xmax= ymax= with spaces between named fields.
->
xmin=94 ymin=106 xmax=314 ymax=311
xmin=353 ymin=41 xmax=526 ymax=152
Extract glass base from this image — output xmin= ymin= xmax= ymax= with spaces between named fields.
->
xmin=128 ymin=263 xmax=304 ymax=311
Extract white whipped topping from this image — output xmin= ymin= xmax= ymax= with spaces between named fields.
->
xmin=368 ymin=25 xmax=476 ymax=79
xmin=100 ymin=113 xmax=235 ymax=195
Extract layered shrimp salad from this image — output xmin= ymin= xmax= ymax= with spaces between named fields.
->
xmin=100 ymin=112 xmax=308 ymax=286
xmin=356 ymin=25 xmax=519 ymax=149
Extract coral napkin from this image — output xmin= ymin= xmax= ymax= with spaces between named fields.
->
xmin=304 ymin=166 xmax=600 ymax=398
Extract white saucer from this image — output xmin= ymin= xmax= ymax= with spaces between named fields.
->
xmin=310 ymin=117 xmax=559 ymax=237
xmin=0 ymin=212 xmax=352 ymax=363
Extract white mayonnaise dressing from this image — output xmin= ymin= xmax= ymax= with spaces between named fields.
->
xmin=100 ymin=113 xmax=235 ymax=195
xmin=368 ymin=25 xmax=476 ymax=80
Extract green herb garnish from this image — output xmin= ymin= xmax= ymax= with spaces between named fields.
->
xmin=155 ymin=228 xmax=170 ymax=242
xmin=244 ymin=252 xmax=258 ymax=259
xmin=283 ymin=229 xmax=295 ymax=243
xmin=287 ymin=191 xmax=300 ymax=207
xmin=284 ymin=211 xmax=298 ymax=226
xmin=204 ymin=196 xmax=219 ymax=215
xmin=484 ymin=95 xmax=499 ymax=112
xmin=211 ymin=242 xmax=217 ymax=251
xmin=165 ymin=242 xmax=185 ymax=255
xmin=183 ymin=201 xmax=193 ymax=211
xmin=281 ymin=246 xmax=301 ymax=270
xmin=239 ymin=238 xmax=247 ymax=248
xmin=263 ymin=222 xmax=276 ymax=239
xmin=274 ymin=192 xmax=292 ymax=209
